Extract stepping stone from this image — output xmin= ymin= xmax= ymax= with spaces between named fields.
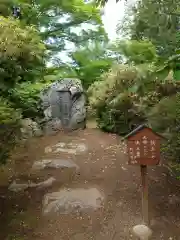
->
xmin=9 ymin=177 xmax=56 ymax=192
xmin=42 ymin=188 xmax=104 ymax=215
xmin=32 ymin=159 xmax=79 ymax=171
xmin=35 ymin=177 xmax=56 ymax=189
xmin=44 ymin=142 xmax=87 ymax=155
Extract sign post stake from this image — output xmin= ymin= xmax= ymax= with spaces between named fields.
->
xmin=141 ymin=164 xmax=149 ymax=225
xmin=123 ymin=124 xmax=164 ymax=231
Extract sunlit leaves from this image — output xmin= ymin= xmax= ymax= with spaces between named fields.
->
xmin=111 ymin=40 xmax=157 ymax=65
xmin=0 ymin=17 xmax=46 ymax=89
xmin=119 ymin=0 xmax=180 ymax=59
xmin=70 ymin=42 xmax=114 ymax=89
xmin=94 ymin=0 xmax=120 ymax=6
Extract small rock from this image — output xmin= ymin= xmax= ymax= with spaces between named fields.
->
xmin=36 ymin=177 xmax=56 ymax=189
xmin=8 ymin=181 xmax=29 ymax=192
xmin=44 ymin=146 xmax=52 ymax=153
xmin=132 ymin=225 xmax=152 ymax=239
xmin=121 ymin=166 xmax=127 ymax=171
xmin=32 ymin=159 xmax=52 ymax=170
xmin=20 ymin=118 xmax=43 ymax=139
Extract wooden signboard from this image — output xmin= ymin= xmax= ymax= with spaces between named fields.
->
xmin=125 ymin=125 xmax=161 ymax=166
xmin=124 ymin=124 xmax=163 ymax=226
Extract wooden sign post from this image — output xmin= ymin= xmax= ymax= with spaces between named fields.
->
xmin=141 ymin=164 xmax=148 ymax=225
xmin=124 ymin=124 xmax=163 ymax=226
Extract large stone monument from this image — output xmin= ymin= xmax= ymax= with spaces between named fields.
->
xmin=40 ymin=78 xmax=86 ymax=134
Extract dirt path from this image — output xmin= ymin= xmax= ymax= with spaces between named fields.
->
xmin=0 ymin=127 xmax=180 ymax=240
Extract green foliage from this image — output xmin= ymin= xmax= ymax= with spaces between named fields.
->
xmin=70 ymin=42 xmax=113 ymax=89
xmin=112 ymin=40 xmax=157 ymax=65
xmin=88 ymin=64 xmax=149 ymax=135
xmin=148 ymin=93 xmax=180 ymax=163
xmin=45 ymin=65 xmax=78 ymax=80
xmin=0 ymin=16 xmax=46 ymax=92
xmin=2 ymin=0 xmax=106 ymax=55
xmin=88 ymin=61 xmax=180 ymax=136
xmin=0 ymin=98 xmax=21 ymax=124
xmin=0 ymin=0 xmax=108 ymax=70
xmin=89 ymin=59 xmax=180 ymax=168
xmin=95 ymin=0 xmax=120 ymax=6
xmin=119 ymin=0 xmax=180 ymax=59
xmin=168 ymin=162 xmax=180 ymax=180
xmin=0 ymin=0 xmax=14 ymax=16
xmin=148 ymin=96 xmax=177 ymax=133
xmin=9 ymin=82 xmax=49 ymax=119
xmin=0 ymin=16 xmax=46 ymax=164
xmin=0 ymin=98 xmax=21 ymax=164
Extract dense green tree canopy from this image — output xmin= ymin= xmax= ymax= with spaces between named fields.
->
xmin=118 ymin=0 xmax=180 ymax=59
xmin=0 ymin=16 xmax=46 ymax=93
xmin=110 ymin=40 xmax=157 ymax=65
xmin=69 ymin=41 xmax=114 ymax=89
xmin=95 ymin=0 xmax=120 ymax=6
xmin=0 ymin=0 xmax=107 ymax=58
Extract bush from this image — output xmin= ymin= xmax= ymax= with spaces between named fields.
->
xmin=88 ymin=64 xmax=156 ymax=135
xmin=0 ymin=16 xmax=46 ymax=95
xmin=148 ymin=93 xmax=180 ymax=163
xmin=0 ymin=16 xmax=46 ymax=164
xmin=9 ymin=82 xmax=49 ymax=119
xmin=0 ymin=98 xmax=21 ymax=164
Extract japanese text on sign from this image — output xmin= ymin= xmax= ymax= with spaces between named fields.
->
xmin=125 ymin=125 xmax=161 ymax=166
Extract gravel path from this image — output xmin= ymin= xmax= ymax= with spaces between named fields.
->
xmin=0 ymin=128 xmax=179 ymax=240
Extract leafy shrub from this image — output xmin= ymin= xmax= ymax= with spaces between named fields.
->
xmin=0 ymin=16 xmax=46 ymax=164
xmin=9 ymin=82 xmax=49 ymax=119
xmin=88 ymin=62 xmax=180 ymax=143
xmin=113 ymin=40 xmax=157 ymax=64
xmin=88 ymin=64 xmax=156 ymax=135
xmin=0 ymin=98 xmax=21 ymax=164
xmin=0 ymin=16 xmax=46 ymax=93
xmin=148 ymin=93 xmax=180 ymax=163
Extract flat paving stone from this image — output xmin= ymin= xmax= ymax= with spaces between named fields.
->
xmin=8 ymin=177 xmax=56 ymax=192
xmin=32 ymin=159 xmax=79 ymax=171
xmin=42 ymin=187 xmax=104 ymax=215
xmin=44 ymin=142 xmax=87 ymax=155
